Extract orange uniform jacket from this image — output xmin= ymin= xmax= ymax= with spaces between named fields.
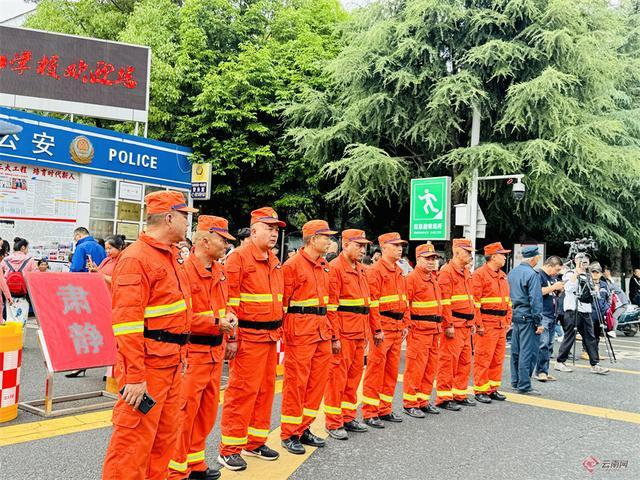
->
xmin=183 ymin=254 xmax=228 ymax=364
xmin=437 ymin=261 xmax=478 ymax=329
xmin=111 ymin=233 xmax=192 ymax=384
xmin=225 ymin=242 xmax=284 ymax=341
xmin=282 ymin=248 xmax=331 ymax=345
xmin=472 ymin=264 xmax=512 ymax=329
xmin=367 ymin=259 xmax=409 ymax=332
xmin=326 ymin=253 xmax=376 ymax=339
xmin=407 ymin=268 xmax=443 ymax=334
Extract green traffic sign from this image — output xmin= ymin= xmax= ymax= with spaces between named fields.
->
xmin=409 ymin=176 xmax=451 ymax=241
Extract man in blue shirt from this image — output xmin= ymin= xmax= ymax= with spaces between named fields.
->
xmin=69 ymin=227 xmax=106 ymax=273
xmin=507 ymin=246 xmax=544 ymax=394
xmin=533 ymin=256 xmax=564 ymax=382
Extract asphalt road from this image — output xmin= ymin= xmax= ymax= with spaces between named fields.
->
xmin=1 ymin=326 xmax=638 ymax=480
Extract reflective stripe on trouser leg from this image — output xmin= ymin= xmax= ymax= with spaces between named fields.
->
xmin=453 ymin=327 xmax=472 ymax=400
xmin=472 ymin=327 xmax=496 ymax=395
xmin=219 ymin=341 xmax=277 ymax=455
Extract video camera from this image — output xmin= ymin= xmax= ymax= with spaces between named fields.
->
xmin=564 ymin=237 xmax=598 ymax=267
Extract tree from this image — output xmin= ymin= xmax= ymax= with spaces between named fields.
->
xmin=287 ymin=0 xmax=640 ymax=257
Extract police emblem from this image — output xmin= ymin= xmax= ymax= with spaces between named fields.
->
xmin=69 ymin=136 xmax=94 ymax=165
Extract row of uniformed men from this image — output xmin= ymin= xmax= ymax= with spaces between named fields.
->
xmin=101 ymin=190 xmax=513 ymax=480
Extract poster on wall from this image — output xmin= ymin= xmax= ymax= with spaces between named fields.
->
xmin=0 ymin=161 xmax=78 ymax=267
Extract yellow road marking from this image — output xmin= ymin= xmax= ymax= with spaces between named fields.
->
xmin=0 ymin=380 xmax=282 ymax=447
xmin=504 ymin=354 xmax=640 ymax=375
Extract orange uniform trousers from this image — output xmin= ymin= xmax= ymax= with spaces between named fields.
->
xmin=473 ymin=326 xmax=507 ymax=394
xmin=403 ymin=329 xmax=439 ymax=408
xmin=324 ymin=338 xmax=366 ymax=429
xmin=168 ymin=361 xmax=223 ymax=479
xmin=436 ymin=326 xmax=472 ymax=404
xmin=102 ymin=364 xmax=182 ymax=480
xmin=280 ymin=339 xmax=332 ymax=439
xmin=362 ymin=330 xmax=403 ymax=418
xmin=218 ymin=340 xmax=277 ymax=455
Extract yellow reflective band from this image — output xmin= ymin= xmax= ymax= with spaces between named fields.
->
xmin=411 ymin=300 xmax=439 ymax=308
xmin=489 ymin=380 xmax=502 ymax=387
xmin=194 ymin=310 xmax=214 ymax=316
xmin=324 ymin=405 xmax=342 ymax=415
xmin=112 ymin=321 xmax=144 ymax=336
xmin=436 ymin=390 xmax=452 ymax=396
xmin=416 ymin=392 xmax=430 ymax=400
xmin=338 ymin=298 xmax=366 ymax=306
xmin=323 ymin=296 xmax=329 ymax=303
xmin=450 ymin=295 xmax=470 ymax=302
xmin=290 ymin=298 xmax=320 ymax=307
xmin=239 ymin=293 xmax=273 ymax=303
xmin=403 ymin=393 xmax=417 ymax=401
xmin=402 ymin=294 xmax=407 ymax=301
xmin=218 ymin=308 xmax=226 ymax=317
xmin=278 ymin=294 xmax=283 ymax=301
xmin=341 ymin=401 xmax=357 ymax=410
xmin=379 ymin=294 xmax=400 ymax=304
xmin=369 ymin=300 xmax=380 ymax=308
xmin=228 ymin=298 xmax=240 ymax=307
xmin=362 ymin=395 xmax=380 ymax=406
xmin=221 ymin=435 xmax=247 ymax=446
xmin=474 ymin=382 xmax=491 ymax=392
xmin=452 ymin=388 xmax=468 ymax=395
xmin=248 ymin=427 xmax=270 ymax=438
xmin=327 ymin=305 xmax=338 ymax=312
xmin=379 ymin=393 xmax=393 ymax=403
xmin=303 ymin=408 xmax=318 ymax=418
xmin=187 ymin=450 xmax=205 ymax=463
xmin=481 ymin=297 xmax=503 ymax=304
xmin=144 ymin=299 xmax=187 ymax=318
xmin=280 ymin=415 xmax=303 ymax=425
xmin=168 ymin=459 xmax=188 ymax=472
xmin=440 ymin=299 xmax=451 ymax=306
xmin=475 ymin=302 xmax=481 ymax=309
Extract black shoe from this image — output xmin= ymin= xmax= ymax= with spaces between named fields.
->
xmin=379 ymin=412 xmax=403 ymax=422
xmin=300 ymin=429 xmax=325 ymax=448
xmin=217 ymin=454 xmax=247 ymax=471
xmin=343 ymin=420 xmax=368 ymax=433
xmin=474 ymin=394 xmax=492 ymax=404
xmin=420 ymin=404 xmax=440 ymax=415
xmin=326 ymin=427 xmax=348 ymax=440
xmin=403 ymin=407 xmax=425 ymax=418
xmin=188 ymin=468 xmax=221 ymax=480
xmin=439 ymin=401 xmax=462 ymax=411
xmin=242 ymin=445 xmax=280 ymax=461
xmin=489 ymin=391 xmax=507 ymax=401
xmin=455 ymin=398 xmax=476 ymax=406
xmin=363 ymin=417 xmax=385 ymax=429
xmin=281 ymin=436 xmax=306 ymax=455
xmin=65 ymin=369 xmax=86 ymax=378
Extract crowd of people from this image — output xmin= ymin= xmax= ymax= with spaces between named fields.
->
xmin=0 ymin=190 xmax=631 ymax=480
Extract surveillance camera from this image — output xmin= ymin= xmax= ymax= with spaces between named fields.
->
xmin=512 ymin=180 xmax=525 ymax=200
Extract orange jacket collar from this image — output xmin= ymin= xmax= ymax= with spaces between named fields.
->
xmin=139 ymin=232 xmax=174 ymax=254
xmin=187 ymin=253 xmax=213 ymax=279
xmin=338 ymin=252 xmax=359 ymax=275
xmin=248 ymin=239 xmax=279 ymax=266
xmin=380 ymin=257 xmax=397 ymax=272
xmin=298 ymin=247 xmax=326 ymax=268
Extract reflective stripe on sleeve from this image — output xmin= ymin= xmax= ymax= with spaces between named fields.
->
xmin=338 ymin=298 xmax=366 ymax=306
xmin=379 ymin=294 xmax=400 ymax=304
xmin=411 ymin=300 xmax=439 ymax=308
xmin=144 ymin=299 xmax=188 ymax=318
xmin=289 ymin=298 xmax=321 ymax=307
xmin=113 ymin=321 xmax=144 ymax=336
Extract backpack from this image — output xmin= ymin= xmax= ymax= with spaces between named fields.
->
xmin=4 ymin=258 xmax=30 ymax=296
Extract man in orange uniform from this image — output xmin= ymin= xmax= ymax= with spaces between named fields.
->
xmin=436 ymin=238 xmax=478 ymax=411
xmin=402 ymin=243 xmax=443 ymax=418
xmin=103 ymin=191 xmax=196 ymax=480
xmin=217 ymin=207 xmax=285 ymax=472
xmin=280 ymin=220 xmax=337 ymax=454
xmin=324 ymin=229 xmax=381 ymax=440
xmin=362 ymin=232 xmax=409 ymax=428
xmin=471 ymin=242 xmax=512 ymax=404
xmin=168 ymin=216 xmax=237 ymax=480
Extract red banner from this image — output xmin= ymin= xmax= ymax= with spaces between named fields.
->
xmin=25 ymin=272 xmax=116 ymax=372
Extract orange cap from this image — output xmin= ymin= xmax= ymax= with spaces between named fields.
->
xmin=197 ymin=215 xmax=236 ymax=241
xmin=483 ymin=242 xmax=511 ymax=255
xmin=342 ymin=229 xmax=371 ymax=244
xmin=452 ymin=238 xmax=475 ymax=252
xmin=302 ymin=220 xmax=337 ymax=238
xmin=250 ymin=206 xmax=286 ymax=228
xmin=378 ymin=232 xmax=407 ymax=246
xmin=416 ymin=243 xmax=441 ymax=258
xmin=145 ymin=190 xmax=198 ymax=215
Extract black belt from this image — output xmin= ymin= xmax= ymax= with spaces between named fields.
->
xmin=480 ymin=308 xmax=508 ymax=317
xmin=144 ymin=328 xmax=190 ymax=345
xmin=337 ymin=306 xmax=370 ymax=315
xmin=380 ymin=311 xmax=404 ymax=320
xmin=287 ymin=306 xmax=327 ymax=315
xmin=411 ymin=315 xmax=442 ymax=323
xmin=189 ymin=333 xmax=223 ymax=346
xmin=238 ymin=319 xmax=282 ymax=330
xmin=452 ymin=311 xmax=474 ymax=320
